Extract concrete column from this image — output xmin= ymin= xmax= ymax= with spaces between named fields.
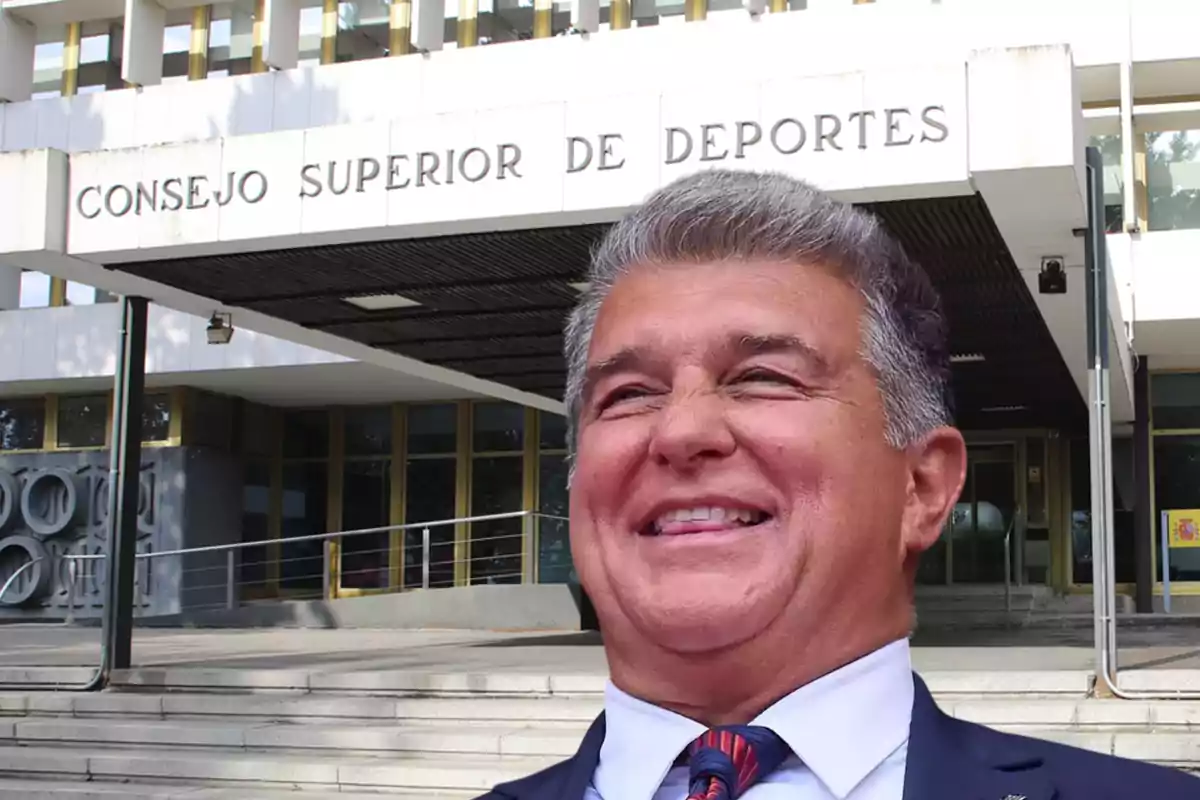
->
xmin=457 ymin=0 xmax=478 ymax=48
xmin=0 ymin=265 xmax=21 ymax=311
xmin=189 ymin=5 xmax=212 ymax=80
xmin=411 ymin=0 xmax=443 ymax=52
xmin=571 ymin=0 xmax=599 ymax=33
xmin=0 ymin=9 xmax=36 ymax=102
xmin=262 ymin=0 xmax=302 ymax=70
xmin=321 ymin=0 xmax=338 ymax=64
xmin=533 ymin=0 xmax=552 ymax=37
xmin=123 ymin=0 xmax=167 ymax=87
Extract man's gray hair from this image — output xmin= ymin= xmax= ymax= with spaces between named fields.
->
xmin=563 ymin=169 xmax=952 ymax=457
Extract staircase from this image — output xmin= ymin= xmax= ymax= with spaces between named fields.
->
xmin=914 ymin=585 xmax=1135 ymax=629
xmin=1 ymin=667 xmax=1199 ymax=798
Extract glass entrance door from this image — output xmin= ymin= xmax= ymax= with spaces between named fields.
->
xmin=919 ymin=443 xmax=1018 ymax=585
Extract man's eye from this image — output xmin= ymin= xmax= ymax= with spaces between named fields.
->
xmin=597 ymin=386 xmax=652 ymax=411
xmin=734 ymin=368 xmax=795 ymax=386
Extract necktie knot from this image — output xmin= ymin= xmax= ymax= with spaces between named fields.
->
xmin=685 ymin=725 xmax=790 ymax=800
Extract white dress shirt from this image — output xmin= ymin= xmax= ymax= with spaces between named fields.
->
xmin=585 ymin=638 xmax=914 ymax=800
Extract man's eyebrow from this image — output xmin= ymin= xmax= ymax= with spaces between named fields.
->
xmin=734 ymin=333 xmax=832 ymax=376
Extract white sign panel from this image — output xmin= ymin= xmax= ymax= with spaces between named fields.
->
xmin=66 ymin=65 xmax=968 ymax=258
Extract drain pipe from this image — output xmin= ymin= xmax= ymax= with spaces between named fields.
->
xmin=1084 ymin=145 xmax=1200 ymax=701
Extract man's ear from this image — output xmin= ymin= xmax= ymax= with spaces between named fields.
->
xmin=902 ymin=427 xmax=967 ymax=555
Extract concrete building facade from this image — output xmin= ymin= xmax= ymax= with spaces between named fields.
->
xmin=1 ymin=0 xmax=1200 ymax=625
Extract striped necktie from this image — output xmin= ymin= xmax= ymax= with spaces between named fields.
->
xmin=685 ymin=725 xmax=791 ymax=800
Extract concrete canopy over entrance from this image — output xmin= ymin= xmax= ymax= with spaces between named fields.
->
xmin=0 ymin=20 xmax=1133 ymax=428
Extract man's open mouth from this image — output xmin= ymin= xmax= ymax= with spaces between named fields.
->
xmin=640 ymin=506 xmax=773 ymax=536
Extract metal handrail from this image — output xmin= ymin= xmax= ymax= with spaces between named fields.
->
xmin=0 ymin=557 xmax=42 ymax=603
xmin=1002 ymin=508 xmax=1019 ymax=617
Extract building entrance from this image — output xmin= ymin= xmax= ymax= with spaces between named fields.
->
xmin=919 ymin=443 xmax=1019 ymax=586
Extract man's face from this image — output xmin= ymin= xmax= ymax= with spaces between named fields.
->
xmin=570 ymin=259 xmax=964 ymax=656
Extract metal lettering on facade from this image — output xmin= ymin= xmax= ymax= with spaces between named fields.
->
xmin=70 ymin=105 xmax=949 ymax=220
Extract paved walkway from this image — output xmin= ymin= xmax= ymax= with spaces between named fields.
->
xmin=2 ymin=624 xmax=1200 ymax=673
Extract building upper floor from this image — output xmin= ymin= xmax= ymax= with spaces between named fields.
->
xmin=1 ymin=7 xmax=1199 ymax=434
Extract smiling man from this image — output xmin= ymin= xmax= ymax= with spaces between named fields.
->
xmin=479 ymin=170 xmax=1197 ymax=800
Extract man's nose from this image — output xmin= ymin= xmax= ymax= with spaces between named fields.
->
xmin=647 ymin=385 xmax=736 ymax=470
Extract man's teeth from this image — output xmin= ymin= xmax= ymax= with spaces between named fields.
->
xmin=651 ymin=507 xmax=765 ymax=533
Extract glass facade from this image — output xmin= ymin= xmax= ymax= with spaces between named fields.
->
xmin=1152 ymin=373 xmax=1200 ymax=585
xmin=1146 ymin=130 xmax=1200 ymax=232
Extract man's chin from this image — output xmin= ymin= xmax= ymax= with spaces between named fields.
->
xmin=626 ymin=597 xmax=770 ymax=656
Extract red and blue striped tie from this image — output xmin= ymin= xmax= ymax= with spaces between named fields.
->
xmin=685 ymin=725 xmax=790 ymax=800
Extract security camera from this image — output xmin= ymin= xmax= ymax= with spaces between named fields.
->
xmin=1038 ymin=257 xmax=1067 ymax=295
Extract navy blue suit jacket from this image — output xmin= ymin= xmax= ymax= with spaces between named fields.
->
xmin=478 ymin=675 xmax=1199 ymax=800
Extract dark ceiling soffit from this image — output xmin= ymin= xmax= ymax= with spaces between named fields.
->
xmin=224 ymin=274 xmax=586 ymax=306
xmin=310 ymin=303 xmax=573 ymax=330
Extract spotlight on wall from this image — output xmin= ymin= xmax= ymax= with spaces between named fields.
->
xmin=1038 ymin=257 xmax=1067 ymax=295
xmin=206 ymin=311 xmax=234 ymax=345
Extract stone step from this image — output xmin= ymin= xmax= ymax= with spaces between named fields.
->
xmin=0 ymin=744 xmax=556 ymax=792
xmin=3 ymin=717 xmax=587 ymax=758
xmin=0 ymin=690 xmax=604 ymax=725
xmin=104 ymin=667 xmax=1098 ymax=697
xmin=0 ymin=778 xmax=472 ymax=800
xmin=6 ymin=696 xmax=1200 ymax=747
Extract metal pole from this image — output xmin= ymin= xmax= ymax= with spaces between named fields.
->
xmin=102 ymin=296 xmax=148 ymax=672
xmin=421 ymin=527 xmax=430 ymax=589
xmin=322 ymin=544 xmax=331 ymax=600
xmin=1161 ymin=510 xmax=1171 ymax=614
xmin=225 ymin=549 xmax=237 ymax=611
xmin=65 ymin=557 xmax=77 ymax=625
xmin=1085 ymin=146 xmax=1119 ymax=680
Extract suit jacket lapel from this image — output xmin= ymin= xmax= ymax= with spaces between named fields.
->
xmin=498 ymin=713 xmax=605 ymax=800
xmin=904 ymin=675 xmax=1057 ymax=800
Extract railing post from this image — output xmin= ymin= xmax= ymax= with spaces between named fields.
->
xmin=225 ymin=550 xmax=237 ymax=611
xmin=422 ymin=527 xmax=432 ymax=592
xmin=522 ymin=512 xmax=536 ymax=584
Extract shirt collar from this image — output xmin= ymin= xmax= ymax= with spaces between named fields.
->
xmin=593 ymin=638 xmax=914 ymax=800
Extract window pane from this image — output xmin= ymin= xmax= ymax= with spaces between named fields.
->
xmin=340 ymin=459 xmax=391 ymax=589
xmin=407 ymin=404 xmax=457 ymax=455
xmin=473 ymin=402 xmax=524 ymax=452
xmin=282 ymin=410 xmax=328 ymax=458
xmin=57 ymin=395 xmax=107 ymax=448
xmin=240 ymin=402 xmax=274 ymax=457
xmin=404 ymin=458 xmax=457 ymax=588
xmin=1154 ymin=435 xmax=1200 ymax=582
xmin=1152 ymin=372 xmax=1200 ymax=430
xmin=19 ymin=271 xmax=50 ymax=308
xmin=469 ymin=456 xmax=524 ymax=585
xmin=142 ymin=394 xmax=172 ymax=442
xmin=1089 ymin=134 xmax=1125 ymax=233
xmin=539 ymin=411 xmax=567 ymax=451
xmin=0 ymin=398 xmax=46 ymax=451
xmin=281 ymin=462 xmax=328 ymax=592
xmin=1146 ymin=130 xmax=1200 ymax=232
xmin=538 ymin=455 xmax=574 ymax=584
xmin=65 ymin=281 xmax=97 ymax=306
xmin=1071 ymin=437 xmax=1137 ymax=585
xmin=345 ymin=406 xmax=392 ymax=456
xmin=240 ymin=461 xmax=271 ymax=590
